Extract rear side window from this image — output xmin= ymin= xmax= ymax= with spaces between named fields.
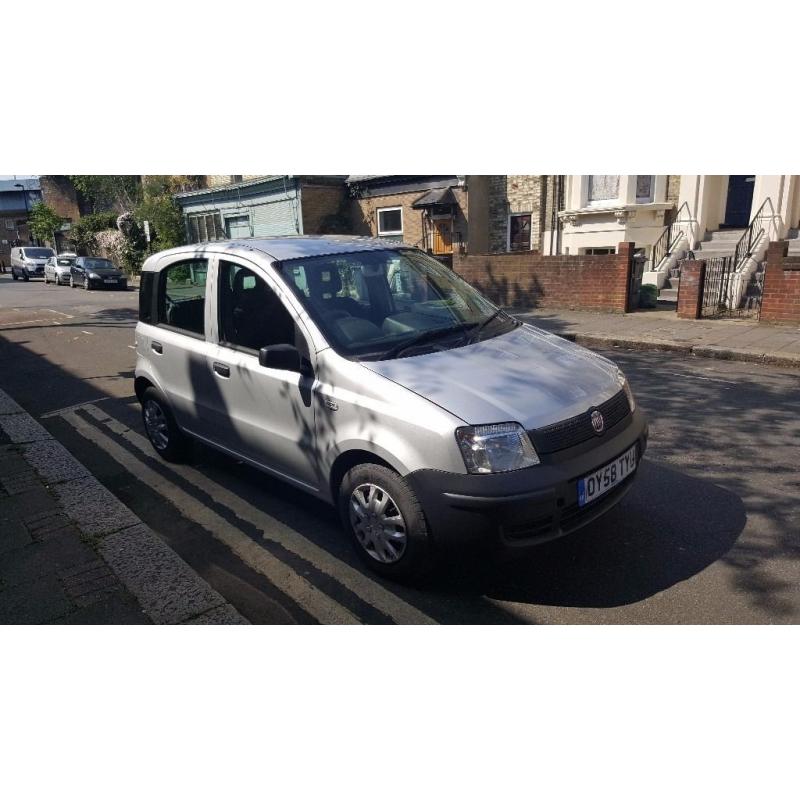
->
xmin=157 ymin=259 xmax=208 ymax=337
xmin=139 ymin=272 xmax=155 ymax=323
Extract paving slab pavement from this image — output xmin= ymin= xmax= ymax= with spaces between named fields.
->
xmin=0 ymin=388 xmax=248 ymax=624
xmin=516 ymin=307 xmax=800 ymax=368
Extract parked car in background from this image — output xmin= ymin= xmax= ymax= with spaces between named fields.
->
xmin=44 ymin=252 xmax=78 ymax=285
xmin=70 ymin=257 xmax=128 ymax=290
xmin=134 ymin=237 xmax=648 ymax=579
xmin=10 ymin=246 xmax=56 ymax=281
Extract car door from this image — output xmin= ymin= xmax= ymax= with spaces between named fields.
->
xmin=204 ymin=255 xmax=321 ymax=492
xmin=144 ymin=254 xmax=218 ymax=441
xmin=71 ymin=260 xmax=84 ymax=286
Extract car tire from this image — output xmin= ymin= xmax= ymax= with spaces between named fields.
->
xmin=141 ymin=387 xmax=189 ymax=463
xmin=84 ymin=278 xmax=91 ymax=291
xmin=22 ymin=272 xmax=29 ymax=282
xmin=69 ymin=275 xmax=74 ymax=288
xmin=338 ymin=462 xmax=434 ymax=580
xmin=12 ymin=271 xmax=18 ymax=281
xmin=43 ymin=273 xmax=48 ymax=284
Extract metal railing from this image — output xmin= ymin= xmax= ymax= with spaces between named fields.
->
xmin=732 ymin=197 xmax=779 ymax=271
xmin=650 ymin=201 xmax=692 ymax=271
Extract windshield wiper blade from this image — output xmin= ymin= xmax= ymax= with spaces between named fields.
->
xmin=467 ymin=308 xmax=509 ymax=343
xmin=381 ymin=324 xmax=468 ymax=360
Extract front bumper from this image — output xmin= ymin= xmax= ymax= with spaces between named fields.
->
xmin=406 ymin=407 xmax=648 ymax=553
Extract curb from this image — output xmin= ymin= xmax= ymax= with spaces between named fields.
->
xmin=555 ymin=332 xmax=800 ymax=369
xmin=0 ymin=388 xmax=248 ymax=625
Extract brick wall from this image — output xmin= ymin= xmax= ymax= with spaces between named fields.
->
xmin=40 ymin=176 xmax=81 ymax=222
xmin=487 ymin=175 xmax=545 ymax=253
xmin=760 ymin=241 xmax=800 ymax=324
xmin=301 ymin=183 xmax=349 ymax=234
xmin=676 ymin=261 xmax=705 ymax=319
xmin=453 ymin=242 xmax=634 ymax=313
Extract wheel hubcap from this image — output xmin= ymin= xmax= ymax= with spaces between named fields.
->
xmin=349 ymin=483 xmax=407 ymax=564
xmin=144 ymin=400 xmax=169 ymax=450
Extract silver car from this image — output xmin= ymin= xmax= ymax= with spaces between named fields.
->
xmin=134 ymin=237 xmax=647 ymax=578
xmin=10 ymin=246 xmax=55 ymax=281
xmin=44 ymin=252 xmax=78 ymax=285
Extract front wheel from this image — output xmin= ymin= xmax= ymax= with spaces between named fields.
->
xmin=69 ymin=275 xmax=74 ymax=288
xmin=338 ymin=463 xmax=433 ymax=580
xmin=12 ymin=271 xmax=18 ymax=281
xmin=43 ymin=273 xmax=49 ymax=284
xmin=22 ymin=272 xmax=29 ymax=282
xmin=141 ymin=387 xmax=189 ymax=463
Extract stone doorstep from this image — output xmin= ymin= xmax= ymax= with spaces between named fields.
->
xmin=0 ymin=388 xmax=249 ymax=625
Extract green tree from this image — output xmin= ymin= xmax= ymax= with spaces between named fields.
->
xmin=28 ymin=202 xmax=66 ymax=246
xmin=68 ymin=176 xmax=142 ymax=213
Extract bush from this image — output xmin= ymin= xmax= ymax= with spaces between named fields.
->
xmin=68 ymin=212 xmax=119 ymax=253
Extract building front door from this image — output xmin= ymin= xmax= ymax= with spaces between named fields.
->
xmin=723 ymin=175 xmax=755 ymax=228
xmin=431 ymin=217 xmax=453 ymax=254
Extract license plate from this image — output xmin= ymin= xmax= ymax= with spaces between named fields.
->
xmin=577 ymin=444 xmax=638 ymax=507
xmin=104 ymin=278 xmax=116 ymax=283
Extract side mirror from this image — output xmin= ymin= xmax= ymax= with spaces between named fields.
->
xmin=259 ymin=344 xmax=303 ymax=373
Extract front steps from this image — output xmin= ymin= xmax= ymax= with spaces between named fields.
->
xmin=692 ymin=228 xmax=745 ymax=260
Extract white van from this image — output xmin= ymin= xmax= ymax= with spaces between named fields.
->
xmin=134 ymin=237 xmax=648 ymax=577
xmin=10 ymin=246 xmax=56 ymax=281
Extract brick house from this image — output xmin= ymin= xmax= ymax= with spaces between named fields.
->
xmin=347 ymin=175 xmax=480 ymax=263
xmin=39 ymin=176 xmax=82 ymax=253
xmin=174 ymin=175 xmax=349 ymax=243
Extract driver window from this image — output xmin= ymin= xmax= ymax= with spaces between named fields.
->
xmin=157 ymin=259 xmax=208 ymax=336
xmin=218 ymin=261 xmax=304 ymax=354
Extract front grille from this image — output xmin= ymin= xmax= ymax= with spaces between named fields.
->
xmin=530 ymin=389 xmax=630 ymax=455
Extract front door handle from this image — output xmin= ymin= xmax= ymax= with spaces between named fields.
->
xmin=213 ymin=362 xmax=231 ymax=378
xmin=151 ymin=341 xmax=163 ymax=354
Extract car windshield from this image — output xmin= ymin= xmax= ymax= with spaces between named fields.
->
xmin=23 ymin=248 xmax=54 ymax=259
xmin=83 ymin=258 xmax=114 ymax=269
xmin=277 ymin=248 xmax=519 ymax=360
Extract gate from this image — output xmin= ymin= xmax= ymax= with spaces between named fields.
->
xmin=699 ymin=256 xmax=763 ymax=319
xmin=700 ymin=257 xmax=735 ymax=317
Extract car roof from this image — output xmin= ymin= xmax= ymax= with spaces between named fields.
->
xmin=143 ymin=236 xmax=408 ymax=270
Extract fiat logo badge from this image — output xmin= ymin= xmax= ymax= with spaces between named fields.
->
xmin=591 ymin=410 xmax=605 ymax=435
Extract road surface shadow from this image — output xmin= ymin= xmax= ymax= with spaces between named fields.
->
xmin=429 ymin=459 xmax=747 ymax=611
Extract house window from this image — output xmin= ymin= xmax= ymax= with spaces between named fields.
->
xmin=587 ymin=175 xmax=620 ymax=204
xmin=508 ymin=214 xmax=532 ymax=251
xmin=636 ymin=175 xmax=654 ymax=203
xmin=188 ymin=212 xmax=223 ymax=243
xmin=4 ymin=219 xmax=14 ymax=230
xmin=225 ymin=214 xmax=251 ymax=239
xmin=583 ymin=247 xmax=616 ymax=255
xmin=377 ymin=207 xmax=403 ymax=237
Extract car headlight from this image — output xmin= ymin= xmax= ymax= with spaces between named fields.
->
xmin=616 ymin=369 xmax=636 ymax=412
xmin=455 ymin=422 xmax=540 ymax=474
xmin=88 ymin=272 xmax=100 ymax=279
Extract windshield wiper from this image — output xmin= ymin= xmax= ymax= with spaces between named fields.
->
xmin=467 ymin=308 xmax=514 ymax=344
xmin=380 ymin=324 xmax=469 ymax=360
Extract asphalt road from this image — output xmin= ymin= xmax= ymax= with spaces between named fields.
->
xmin=1 ymin=271 xmax=798 ymax=623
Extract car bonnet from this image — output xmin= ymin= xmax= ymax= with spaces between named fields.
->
xmin=362 ymin=324 xmax=622 ymax=430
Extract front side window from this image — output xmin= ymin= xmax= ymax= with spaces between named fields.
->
xmin=157 ymin=259 xmax=208 ymax=336
xmin=508 ymin=214 xmax=532 ymax=251
xmin=587 ymin=175 xmax=620 ymax=204
xmin=278 ymin=248 xmax=517 ymax=360
xmin=218 ymin=261 xmax=303 ymax=353
xmin=377 ymin=207 xmax=403 ymax=236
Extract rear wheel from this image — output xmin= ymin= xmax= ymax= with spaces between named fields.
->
xmin=141 ymin=387 xmax=188 ymax=462
xmin=338 ymin=463 xmax=433 ymax=580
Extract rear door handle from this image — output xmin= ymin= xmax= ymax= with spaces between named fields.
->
xmin=151 ymin=341 xmax=163 ymax=354
xmin=213 ymin=362 xmax=231 ymax=378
